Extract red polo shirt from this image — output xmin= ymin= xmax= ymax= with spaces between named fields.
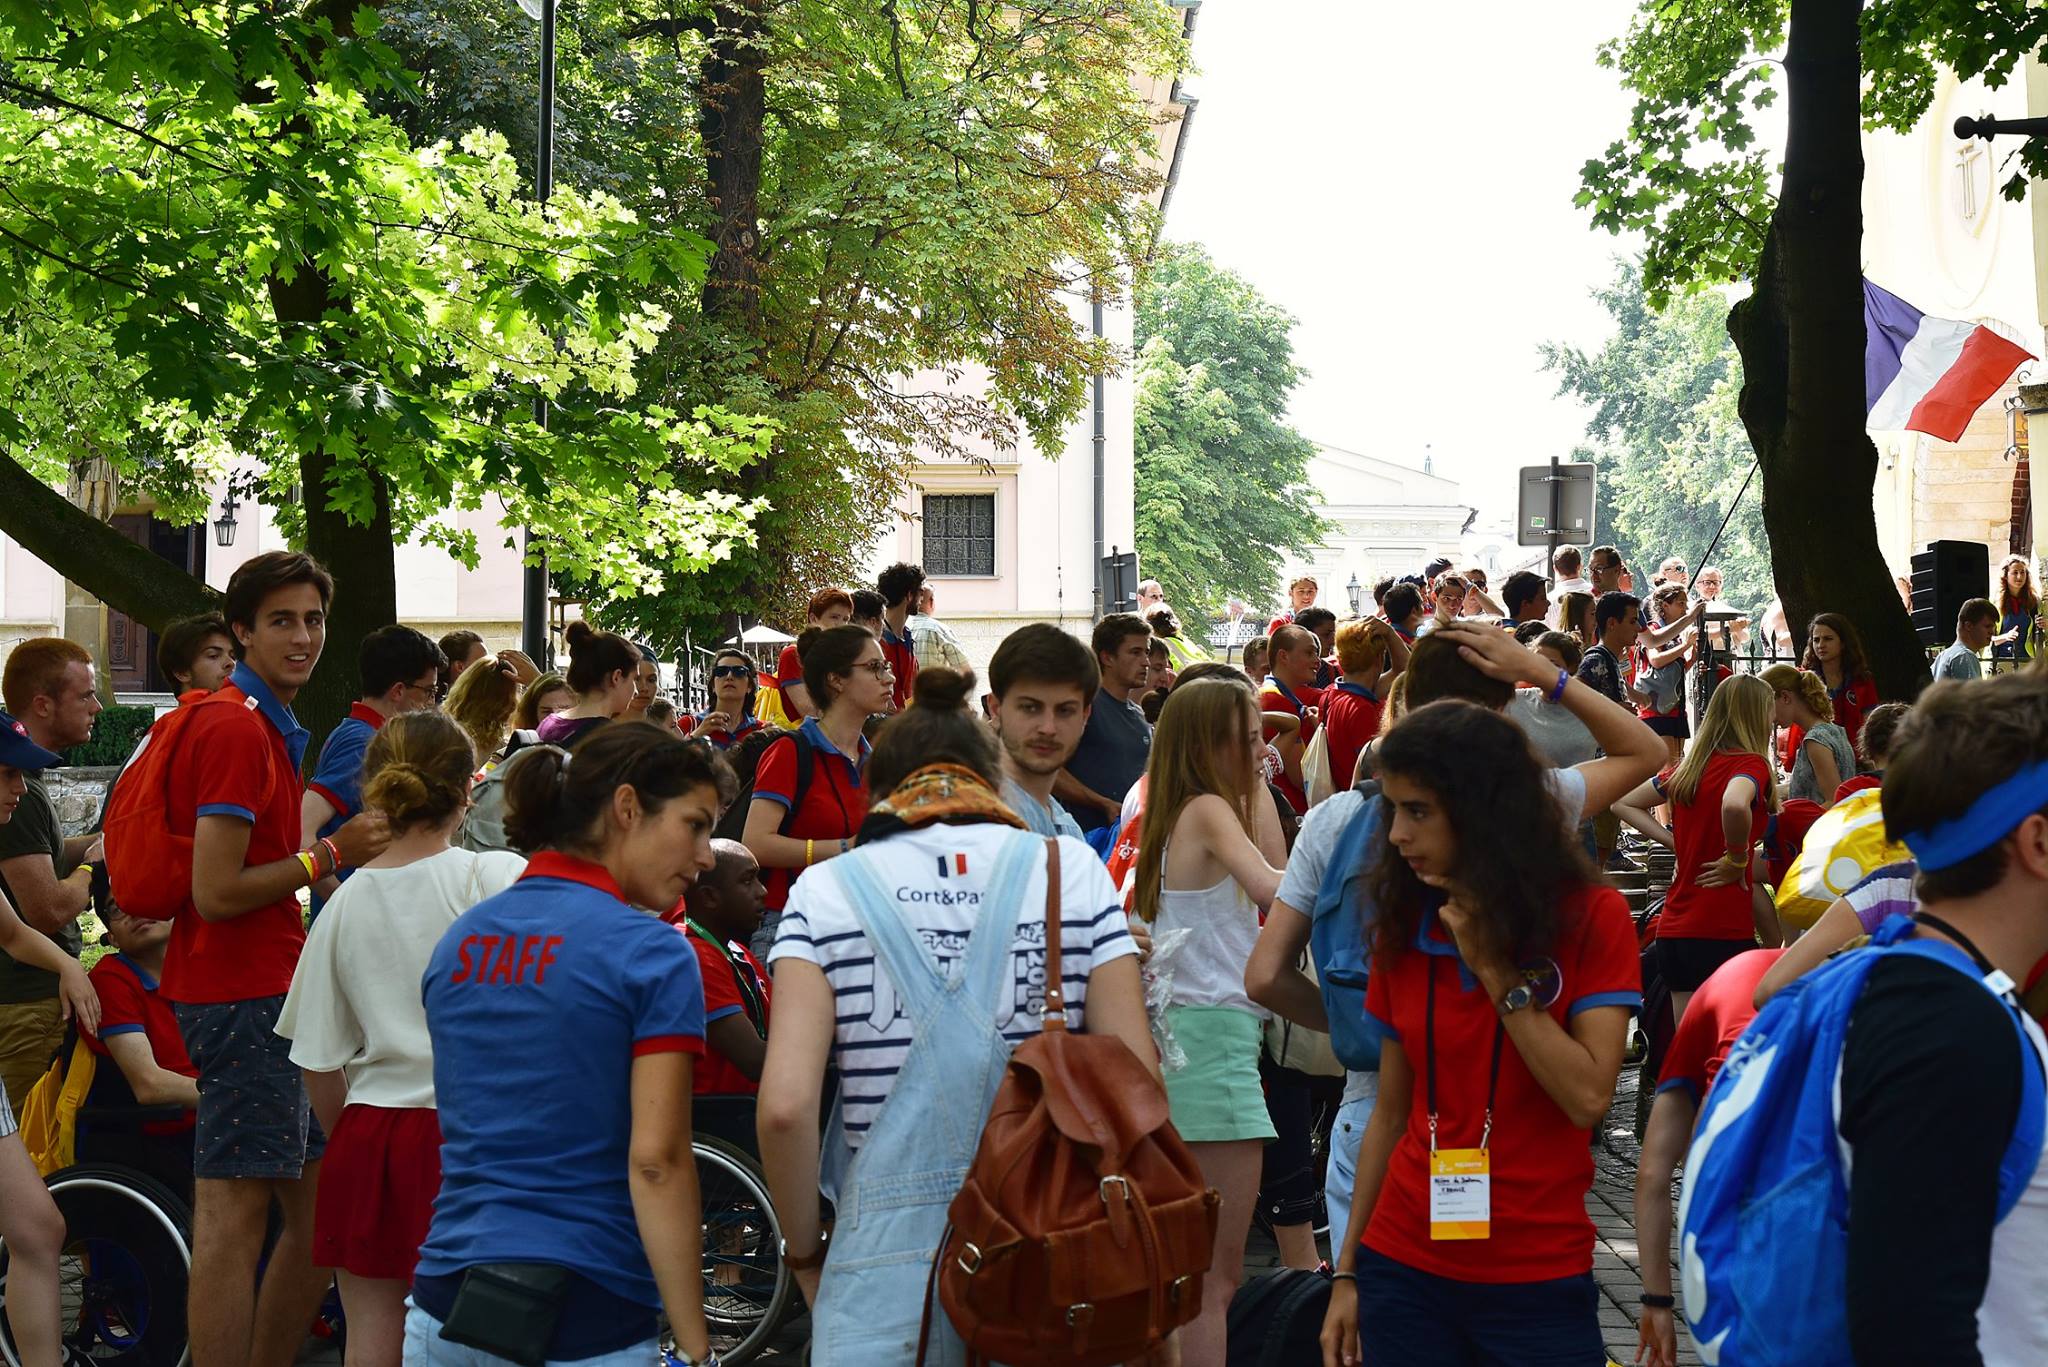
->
xmin=1362 ymin=884 xmax=1640 ymax=1283
xmin=1658 ymin=751 xmax=1771 ymax=942
xmin=162 ymin=666 xmax=310 ymax=1004
xmin=672 ymin=919 xmax=770 ymax=1096
xmin=1260 ymin=677 xmax=1318 ymax=813
xmin=83 ymin=952 xmax=197 ymax=1134
xmin=879 ymin=622 xmax=917 ymax=710
xmin=1656 ymin=949 xmax=1783 ymax=1105
xmin=751 ymin=720 xmax=869 ymax=912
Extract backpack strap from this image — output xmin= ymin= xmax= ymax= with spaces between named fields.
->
xmin=773 ymin=728 xmax=818 ymax=838
xmin=1040 ymin=837 xmax=1064 ymax=1032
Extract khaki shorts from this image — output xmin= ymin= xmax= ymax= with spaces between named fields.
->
xmin=0 ymin=996 xmax=64 ymax=1116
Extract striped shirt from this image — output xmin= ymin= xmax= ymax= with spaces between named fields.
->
xmin=1847 ymin=860 xmax=1919 ymax=935
xmin=767 ymin=824 xmax=1137 ymax=1148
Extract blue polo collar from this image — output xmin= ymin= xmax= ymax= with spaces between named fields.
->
xmin=112 ymin=952 xmax=160 ymax=993
xmin=879 ymin=620 xmax=913 ymax=649
xmin=229 ymin=661 xmax=310 ymax=769
xmin=1264 ymin=676 xmax=1311 ymax=715
xmin=1333 ymin=680 xmax=1379 ymax=702
xmin=1414 ymin=899 xmax=1484 ymax=990
xmin=799 ymin=715 xmax=870 ymax=764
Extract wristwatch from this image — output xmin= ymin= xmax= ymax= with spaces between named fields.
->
xmin=1499 ymin=981 xmax=1539 ymax=1016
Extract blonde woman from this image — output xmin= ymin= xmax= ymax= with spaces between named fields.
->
xmin=1614 ymin=674 xmax=1779 ymax=1023
xmin=1130 ymin=679 xmax=1285 ymax=1367
xmin=1760 ymin=664 xmax=1856 ymax=806
xmin=441 ymin=653 xmax=519 ymax=764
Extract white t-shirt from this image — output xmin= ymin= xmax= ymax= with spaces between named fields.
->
xmin=769 ymin=824 xmax=1136 ymax=1150
xmin=278 ymin=847 xmax=527 ymax=1109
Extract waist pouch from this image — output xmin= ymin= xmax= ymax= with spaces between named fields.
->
xmin=436 ymin=1263 xmax=572 ymax=1367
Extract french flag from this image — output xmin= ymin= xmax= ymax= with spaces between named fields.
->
xmin=1865 ymin=278 xmax=2035 ymax=443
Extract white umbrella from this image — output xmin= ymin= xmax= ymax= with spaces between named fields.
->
xmin=723 ymin=623 xmax=796 ymax=646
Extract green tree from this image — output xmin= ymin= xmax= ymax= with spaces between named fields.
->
xmin=0 ymin=0 xmax=770 ymax=735
xmin=1544 ymin=260 xmax=1772 ymax=609
xmin=1579 ymin=0 xmax=2048 ymax=696
xmin=1133 ymin=244 xmax=1324 ymax=619
xmin=371 ymin=0 xmax=1190 ymax=643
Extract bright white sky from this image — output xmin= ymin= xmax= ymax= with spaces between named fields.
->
xmin=1165 ymin=0 xmax=1644 ymax=523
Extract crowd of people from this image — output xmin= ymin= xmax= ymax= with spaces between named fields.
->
xmin=0 ymin=537 xmax=2039 ymax=1367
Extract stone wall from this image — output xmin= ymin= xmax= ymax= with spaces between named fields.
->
xmin=48 ymin=765 xmax=120 ymax=838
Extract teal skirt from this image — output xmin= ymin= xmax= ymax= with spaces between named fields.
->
xmin=1161 ymin=1005 xmax=1277 ymax=1144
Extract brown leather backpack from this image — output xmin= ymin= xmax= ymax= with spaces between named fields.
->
xmin=917 ymin=838 xmax=1220 ymax=1367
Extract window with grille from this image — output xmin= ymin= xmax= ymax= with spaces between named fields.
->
xmin=922 ymin=493 xmax=996 ymax=576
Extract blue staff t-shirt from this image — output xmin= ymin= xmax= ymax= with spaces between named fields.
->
xmin=416 ymin=852 xmax=706 ymax=1308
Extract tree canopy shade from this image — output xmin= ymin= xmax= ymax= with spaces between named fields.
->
xmin=1579 ymin=0 xmax=2048 ymax=697
xmin=1133 ymin=243 xmax=1324 ymax=620
xmin=1543 ymin=260 xmax=1771 ymax=610
xmin=0 ymin=0 xmax=771 ymax=733
xmin=455 ymin=0 xmax=1195 ymax=644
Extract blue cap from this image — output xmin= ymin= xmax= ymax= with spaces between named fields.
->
xmin=0 ymin=712 xmax=64 ymax=772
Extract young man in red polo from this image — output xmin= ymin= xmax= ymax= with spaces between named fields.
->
xmin=875 ymin=562 xmax=925 ymax=712
xmin=167 ymin=551 xmax=390 ymax=1367
xmin=667 ymin=839 xmax=770 ymax=1155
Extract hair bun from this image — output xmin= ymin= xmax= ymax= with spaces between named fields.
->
xmin=911 ymin=666 xmax=975 ymax=711
xmin=563 ymin=619 xmax=596 ymax=651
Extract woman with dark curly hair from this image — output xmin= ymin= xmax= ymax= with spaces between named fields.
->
xmin=1320 ymin=700 xmax=1640 ymax=1367
xmin=1799 ymin=611 xmax=1879 ymax=755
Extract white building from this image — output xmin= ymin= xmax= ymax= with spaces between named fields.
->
xmin=860 ymin=10 xmax=1200 ymax=676
xmin=1272 ymin=442 xmax=1476 ymax=615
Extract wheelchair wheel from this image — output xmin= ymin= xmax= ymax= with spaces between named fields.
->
xmin=674 ymin=1135 xmax=793 ymax=1367
xmin=0 ymin=1164 xmax=192 ymax=1367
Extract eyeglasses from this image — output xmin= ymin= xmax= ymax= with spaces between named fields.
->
xmin=853 ymin=659 xmax=894 ymax=678
xmin=711 ymin=665 xmax=751 ymax=679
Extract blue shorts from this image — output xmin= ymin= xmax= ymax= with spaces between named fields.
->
xmin=1354 ymin=1245 xmax=1604 ymax=1367
xmin=176 ymin=995 xmax=326 ymax=1181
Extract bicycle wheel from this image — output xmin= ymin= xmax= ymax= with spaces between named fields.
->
xmin=0 ymin=1165 xmax=192 ymax=1367
xmin=682 ymin=1135 xmax=793 ymax=1366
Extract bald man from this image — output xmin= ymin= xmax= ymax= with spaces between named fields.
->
xmin=668 ymin=840 xmax=771 ymax=1093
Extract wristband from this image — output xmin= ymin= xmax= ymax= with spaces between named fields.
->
xmin=1639 ymin=1292 xmax=1675 ymax=1309
xmin=780 ymin=1231 xmax=828 ymax=1271
xmin=839 ymin=836 xmax=850 ymax=854
xmin=1547 ymin=668 xmax=1570 ymax=703
xmin=320 ymin=836 xmax=343 ymax=875
xmin=296 ymin=851 xmax=320 ymax=885
xmin=805 ymin=838 xmax=815 ymax=866
xmin=1328 ymin=1269 xmax=1357 ymax=1285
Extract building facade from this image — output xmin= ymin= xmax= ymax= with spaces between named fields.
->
xmin=1271 ymin=442 xmax=1475 ymax=616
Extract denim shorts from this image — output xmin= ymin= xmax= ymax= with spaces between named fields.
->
xmin=175 ymin=995 xmax=326 ymax=1180
xmin=401 ymin=1304 xmax=659 ymax=1367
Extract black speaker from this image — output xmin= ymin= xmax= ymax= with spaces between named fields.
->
xmin=1910 ymin=539 xmax=1990 ymax=646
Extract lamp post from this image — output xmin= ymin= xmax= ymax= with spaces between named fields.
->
xmin=1346 ymin=572 xmax=1362 ymax=616
xmin=214 ymin=492 xmax=240 ymax=548
xmin=516 ymin=0 xmax=557 ymax=666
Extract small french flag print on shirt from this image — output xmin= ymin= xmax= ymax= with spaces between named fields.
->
xmin=936 ymin=853 xmax=969 ymax=878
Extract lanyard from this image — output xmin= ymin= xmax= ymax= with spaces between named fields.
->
xmin=1914 ymin=911 xmax=2020 ymax=1002
xmin=684 ymin=918 xmax=768 ymax=1038
xmin=1424 ymin=953 xmax=1505 ymax=1154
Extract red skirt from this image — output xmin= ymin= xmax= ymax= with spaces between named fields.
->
xmin=314 ymin=1104 xmax=442 ymax=1281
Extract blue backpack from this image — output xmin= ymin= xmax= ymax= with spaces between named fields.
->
xmin=1309 ymin=792 xmax=1384 ymax=1072
xmin=1677 ymin=915 xmax=2046 ymax=1365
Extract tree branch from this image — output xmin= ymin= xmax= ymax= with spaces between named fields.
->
xmin=0 ymin=456 xmax=219 ymax=630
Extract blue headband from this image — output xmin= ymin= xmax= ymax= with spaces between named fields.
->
xmin=1901 ymin=758 xmax=2048 ymax=872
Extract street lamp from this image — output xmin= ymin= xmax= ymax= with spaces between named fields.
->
xmin=213 ymin=492 xmax=239 ymax=548
xmin=514 ymin=0 xmax=557 ymax=666
xmin=1346 ymin=572 xmax=1362 ymax=616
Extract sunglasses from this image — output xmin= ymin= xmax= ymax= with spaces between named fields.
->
xmin=712 ymin=665 xmax=752 ymax=679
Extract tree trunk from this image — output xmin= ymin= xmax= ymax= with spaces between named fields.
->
xmin=1728 ymin=0 xmax=1929 ymax=700
xmin=699 ymin=0 xmax=767 ymax=329
xmin=0 ymin=457 xmax=218 ymax=629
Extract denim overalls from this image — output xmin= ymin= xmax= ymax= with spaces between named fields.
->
xmin=807 ymin=829 xmax=1043 ymax=1365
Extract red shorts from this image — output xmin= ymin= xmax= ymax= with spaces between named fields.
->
xmin=313 ymin=1104 xmax=442 ymax=1280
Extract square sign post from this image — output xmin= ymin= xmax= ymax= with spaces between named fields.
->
xmin=1100 ymin=547 xmax=1140 ymax=615
xmin=1518 ymin=460 xmax=1596 ymax=582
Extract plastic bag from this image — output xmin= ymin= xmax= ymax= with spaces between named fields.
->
xmin=1141 ymin=925 xmax=1195 ymax=1073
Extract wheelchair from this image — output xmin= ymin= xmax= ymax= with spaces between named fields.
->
xmin=0 ymin=1159 xmax=193 ymax=1367
xmin=686 ymin=1112 xmax=799 ymax=1367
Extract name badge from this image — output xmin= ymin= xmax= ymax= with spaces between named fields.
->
xmin=1429 ymin=1148 xmax=1491 ymax=1240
